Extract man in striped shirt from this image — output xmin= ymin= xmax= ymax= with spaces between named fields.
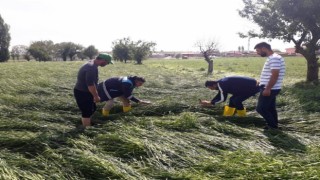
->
xmin=254 ymin=42 xmax=285 ymax=130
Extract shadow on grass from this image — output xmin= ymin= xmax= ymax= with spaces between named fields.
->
xmin=263 ymin=130 xmax=307 ymax=153
xmin=216 ymin=116 xmax=266 ymax=128
xmin=0 ymin=131 xmax=52 ymax=157
xmin=94 ymin=103 xmax=189 ymax=118
xmin=131 ymin=104 xmax=222 ymax=117
xmin=94 ymin=134 xmax=148 ymax=160
xmin=132 ymin=103 xmax=190 ymax=116
xmin=287 ymin=81 xmax=320 ymax=112
xmin=197 ymin=141 xmax=233 ymax=153
xmin=190 ymin=107 xmax=221 ymax=116
xmin=94 ymin=103 xmax=222 ymax=121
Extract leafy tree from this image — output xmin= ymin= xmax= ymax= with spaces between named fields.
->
xmin=175 ymin=53 xmax=182 ymax=59
xmin=77 ymin=51 xmax=87 ymax=60
xmin=23 ymin=51 xmax=32 ymax=61
xmin=55 ymin=42 xmax=68 ymax=61
xmin=68 ymin=44 xmax=83 ymax=61
xmin=10 ymin=49 xmax=17 ymax=60
xmin=28 ymin=40 xmax=54 ymax=61
xmin=194 ymin=39 xmax=219 ymax=75
xmin=56 ymin=42 xmax=83 ymax=61
xmin=11 ymin=45 xmax=28 ymax=60
xmin=83 ymin=45 xmax=98 ymax=59
xmin=131 ymin=40 xmax=156 ymax=64
xmin=112 ymin=37 xmax=132 ymax=63
xmin=0 ymin=14 xmax=11 ymax=62
xmin=239 ymin=0 xmax=320 ymax=82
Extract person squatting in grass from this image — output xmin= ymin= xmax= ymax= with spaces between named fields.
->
xmin=74 ymin=53 xmax=113 ymax=127
xmin=254 ymin=42 xmax=285 ymax=130
xmin=200 ymin=76 xmax=260 ymax=117
xmin=97 ymin=76 xmax=151 ymax=117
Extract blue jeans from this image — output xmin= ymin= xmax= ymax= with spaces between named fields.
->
xmin=256 ymin=89 xmax=281 ymax=128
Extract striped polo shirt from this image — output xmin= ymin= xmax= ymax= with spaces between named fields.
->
xmin=259 ymin=53 xmax=285 ymax=90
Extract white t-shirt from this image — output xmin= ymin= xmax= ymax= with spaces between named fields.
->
xmin=259 ymin=53 xmax=285 ymax=90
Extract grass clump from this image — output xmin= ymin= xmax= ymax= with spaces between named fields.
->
xmin=94 ymin=134 xmax=148 ymax=160
xmin=64 ymin=149 xmax=127 ymax=179
xmin=0 ymin=58 xmax=319 ymax=179
xmin=154 ymin=112 xmax=199 ymax=131
xmin=197 ymin=147 xmax=320 ymax=179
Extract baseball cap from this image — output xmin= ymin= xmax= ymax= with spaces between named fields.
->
xmin=97 ymin=53 xmax=113 ymax=64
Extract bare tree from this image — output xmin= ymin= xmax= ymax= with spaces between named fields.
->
xmin=11 ymin=45 xmax=28 ymax=60
xmin=194 ymin=39 xmax=219 ymax=75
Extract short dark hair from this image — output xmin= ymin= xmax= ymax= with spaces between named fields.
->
xmin=133 ymin=76 xmax=146 ymax=83
xmin=254 ymin=42 xmax=271 ymax=50
xmin=205 ymin=80 xmax=217 ymax=87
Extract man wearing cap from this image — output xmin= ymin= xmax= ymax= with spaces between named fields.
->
xmin=200 ymin=76 xmax=260 ymax=117
xmin=74 ymin=53 xmax=113 ymax=127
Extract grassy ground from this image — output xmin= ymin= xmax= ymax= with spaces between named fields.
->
xmin=0 ymin=57 xmax=319 ymax=179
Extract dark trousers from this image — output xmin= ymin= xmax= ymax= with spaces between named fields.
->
xmin=256 ymin=89 xmax=281 ymax=128
xmin=229 ymin=95 xmax=252 ymax=110
xmin=74 ymin=89 xmax=97 ymax=118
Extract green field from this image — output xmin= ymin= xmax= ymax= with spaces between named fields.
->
xmin=0 ymin=57 xmax=319 ymax=179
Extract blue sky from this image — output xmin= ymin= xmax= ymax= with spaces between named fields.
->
xmin=0 ymin=0 xmax=293 ymax=52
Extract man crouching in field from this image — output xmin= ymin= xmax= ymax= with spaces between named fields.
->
xmin=200 ymin=76 xmax=260 ymax=117
xmin=97 ymin=76 xmax=151 ymax=117
xmin=254 ymin=42 xmax=285 ymax=130
xmin=74 ymin=53 xmax=113 ymax=128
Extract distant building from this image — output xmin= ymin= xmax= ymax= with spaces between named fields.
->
xmin=220 ymin=50 xmax=259 ymax=57
xmin=150 ymin=53 xmax=166 ymax=59
xmin=150 ymin=51 xmax=205 ymax=59
xmin=285 ymin=48 xmax=296 ymax=55
xmin=181 ymin=51 xmax=205 ymax=59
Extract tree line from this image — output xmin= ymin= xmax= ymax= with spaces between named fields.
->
xmin=8 ymin=38 xmax=156 ymax=64
xmin=1 ymin=0 xmax=320 ymax=82
xmin=0 ymin=15 xmax=156 ymax=64
xmin=10 ymin=42 xmax=99 ymax=61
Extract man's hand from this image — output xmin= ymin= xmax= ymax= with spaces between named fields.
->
xmin=262 ymin=89 xmax=271 ymax=96
xmin=93 ymin=96 xmax=101 ymax=103
xmin=199 ymin=100 xmax=213 ymax=107
xmin=263 ymin=69 xmax=279 ymax=96
xmin=139 ymin=100 xmax=152 ymax=105
xmin=88 ymin=85 xmax=100 ymax=102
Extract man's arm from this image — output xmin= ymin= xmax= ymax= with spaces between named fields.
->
xmin=200 ymin=91 xmax=227 ymax=107
xmin=263 ymin=69 xmax=279 ymax=96
xmin=211 ymin=91 xmax=227 ymax=105
xmin=88 ymin=85 xmax=100 ymax=102
xmin=85 ymin=67 xmax=100 ymax=102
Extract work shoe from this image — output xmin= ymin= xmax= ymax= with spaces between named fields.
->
xmin=123 ymin=105 xmax=132 ymax=113
xmin=102 ymin=109 xmax=110 ymax=117
xmin=223 ymin=106 xmax=235 ymax=116
xmin=236 ymin=108 xmax=246 ymax=117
